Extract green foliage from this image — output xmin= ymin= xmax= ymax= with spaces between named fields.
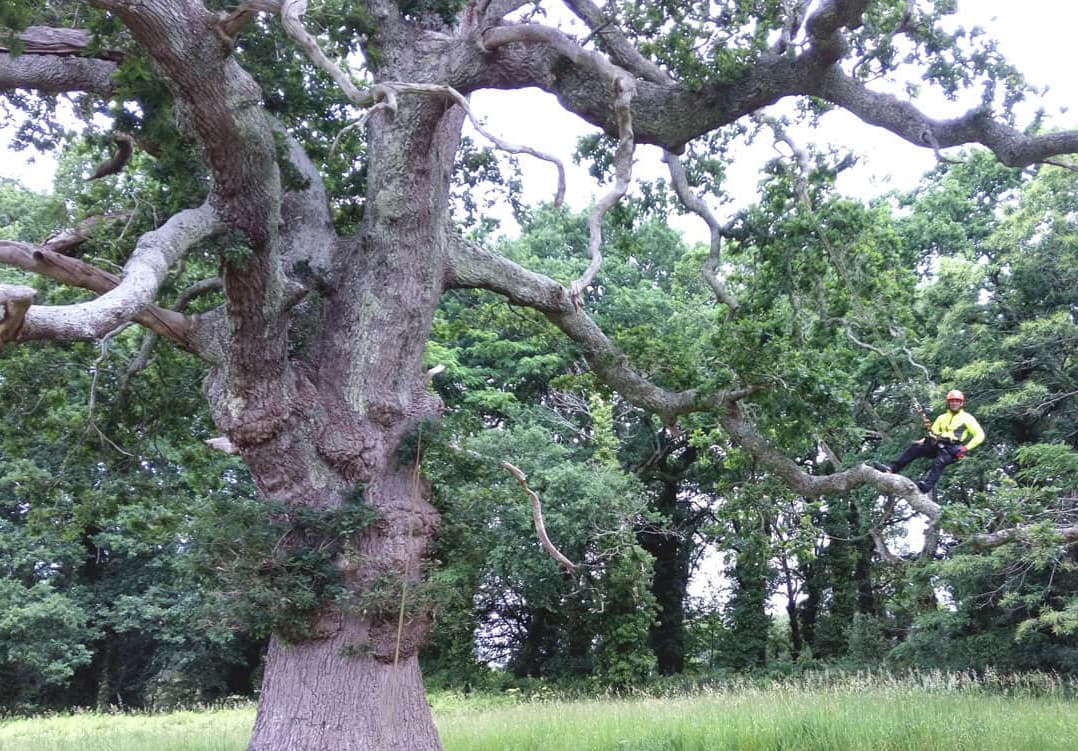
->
xmin=185 ymin=494 xmax=378 ymax=643
xmin=615 ymin=1 xmax=779 ymax=88
xmin=0 ymin=3 xmax=35 ymax=34
xmin=844 ymin=613 xmax=892 ymax=667
xmin=421 ymin=408 xmax=655 ymax=684
xmin=452 ymin=137 xmax=524 ymax=238
xmin=0 ymin=179 xmax=66 ymax=242
xmin=0 ymin=581 xmax=94 ymax=711
xmin=395 ymin=416 xmax=444 ymax=468
xmin=591 ymin=545 xmax=658 ymax=687
xmin=0 ymin=237 xmax=260 ymax=711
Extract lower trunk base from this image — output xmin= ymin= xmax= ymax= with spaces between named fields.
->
xmin=248 ymin=633 xmax=441 ymax=751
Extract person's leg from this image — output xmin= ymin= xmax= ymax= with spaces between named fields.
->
xmin=919 ymin=446 xmax=958 ymax=492
xmin=889 ymin=441 xmax=934 ymax=473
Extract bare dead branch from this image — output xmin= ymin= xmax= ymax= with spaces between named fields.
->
xmin=87 ymin=325 xmax=137 ymax=456
xmin=500 ymin=461 xmax=577 ymax=573
xmin=378 ymin=82 xmax=567 ymax=206
xmin=558 ymin=3 xmax=740 ymax=315
xmin=1044 ymin=158 xmax=1078 ymax=174
xmin=570 ymin=73 xmax=635 ymax=301
xmin=276 ymin=0 xmax=377 ymax=107
xmin=662 ymin=150 xmax=740 ymax=315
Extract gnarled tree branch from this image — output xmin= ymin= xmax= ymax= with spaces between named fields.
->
xmin=0 ymin=26 xmax=120 ymax=94
xmin=818 ymin=68 xmax=1078 ymax=168
xmin=446 ymin=233 xmax=759 ymax=425
xmin=570 ymin=73 xmax=635 ymax=301
xmin=0 ymin=202 xmax=221 ymax=348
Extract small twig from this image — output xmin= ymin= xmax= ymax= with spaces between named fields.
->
xmin=87 ymin=325 xmax=136 ymax=456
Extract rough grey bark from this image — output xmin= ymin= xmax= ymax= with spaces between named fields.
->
xmin=5 ymin=1 xmax=1078 ymax=749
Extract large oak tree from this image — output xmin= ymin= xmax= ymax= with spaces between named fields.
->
xmin=4 ymin=1 xmax=1078 ymax=748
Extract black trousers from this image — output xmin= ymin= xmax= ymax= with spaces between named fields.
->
xmin=890 ymin=440 xmax=962 ymax=491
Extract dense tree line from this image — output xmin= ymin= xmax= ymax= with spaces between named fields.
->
xmin=5 ymin=148 xmax=1078 ymax=711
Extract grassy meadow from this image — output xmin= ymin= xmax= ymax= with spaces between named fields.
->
xmin=2 ymin=671 xmax=1077 ymax=751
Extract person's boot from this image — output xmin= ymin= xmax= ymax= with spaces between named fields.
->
xmin=916 ymin=480 xmax=932 ymax=493
xmin=870 ymin=461 xmax=894 ymax=473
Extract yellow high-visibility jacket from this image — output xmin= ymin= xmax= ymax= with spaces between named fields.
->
xmin=931 ymin=409 xmax=985 ymax=450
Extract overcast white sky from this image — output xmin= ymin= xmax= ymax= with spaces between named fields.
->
xmin=464 ymin=0 xmax=1078 ymax=236
xmin=2 ymin=1 xmax=1075 ymax=209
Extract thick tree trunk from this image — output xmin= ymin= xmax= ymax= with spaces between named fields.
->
xmin=242 ymin=460 xmax=443 ymax=750
xmin=231 ymin=76 xmax=464 ymax=750
xmin=250 ymin=639 xmax=438 ymax=750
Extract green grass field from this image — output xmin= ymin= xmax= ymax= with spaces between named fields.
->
xmin=3 ymin=672 xmax=1077 ymax=751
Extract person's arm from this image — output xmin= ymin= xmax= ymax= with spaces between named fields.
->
xmin=962 ymin=413 xmax=985 ymax=451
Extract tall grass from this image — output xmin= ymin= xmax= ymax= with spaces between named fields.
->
xmin=3 ymin=671 xmax=1077 ymax=751
xmin=435 ymin=670 xmax=1078 ymax=751
xmin=0 ymin=706 xmax=254 ymax=751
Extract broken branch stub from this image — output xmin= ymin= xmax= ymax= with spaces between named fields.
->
xmin=0 ymin=283 xmax=36 ymax=344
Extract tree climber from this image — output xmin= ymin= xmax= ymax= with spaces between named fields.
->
xmin=874 ymin=389 xmax=985 ymax=493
